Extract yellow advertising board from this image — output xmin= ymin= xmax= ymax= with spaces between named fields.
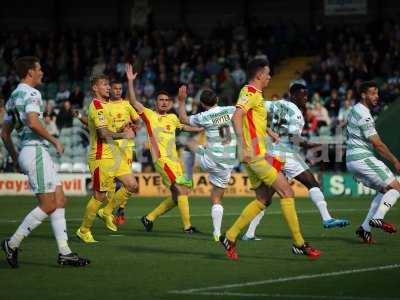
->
xmin=137 ymin=173 xmax=309 ymax=197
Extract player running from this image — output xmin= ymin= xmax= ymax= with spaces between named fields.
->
xmin=1 ymin=56 xmax=89 ymax=267
xmin=76 ymin=75 xmax=138 ymax=243
xmin=125 ymin=64 xmax=203 ymax=233
xmin=75 ymin=80 xmax=140 ymax=229
xmin=177 ymin=86 xmax=237 ymax=241
xmin=346 ymin=81 xmax=400 ymax=243
xmin=242 ymin=82 xmax=350 ymax=240
xmin=218 ymin=58 xmax=321 ymax=260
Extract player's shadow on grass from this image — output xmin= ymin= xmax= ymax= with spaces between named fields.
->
xmin=260 ymin=233 xmax=369 ymax=245
xmin=119 ymin=245 xmax=298 ymax=262
xmin=125 ymin=229 xmax=212 ymax=241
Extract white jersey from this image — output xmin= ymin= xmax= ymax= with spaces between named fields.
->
xmin=5 ymin=83 xmax=48 ymax=147
xmin=346 ymin=103 xmax=377 ymax=162
xmin=189 ymin=106 xmax=237 ymax=169
xmin=265 ymin=99 xmax=305 ymax=159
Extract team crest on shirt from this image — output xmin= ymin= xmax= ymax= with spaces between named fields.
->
xmin=240 ymin=95 xmax=249 ymax=103
xmin=166 ymin=124 xmax=171 ymax=131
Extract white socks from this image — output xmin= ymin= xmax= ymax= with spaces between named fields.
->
xmin=8 ymin=207 xmax=48 ymax=249
xmin=373 ymin=189 xmax=399 ymax=220
xmin=50 ymin=208 xmax=72 ymax=255
xmin=362 ymin=193 xmax=383 ymax=231
xmin=211 ymin=204 xmax=224 ymax=237
xmin=245 ymin=210 xmax=265 ymax=238
xmin=309 ymin=187 xmax=332 ymax=222
xmin=183 ymin=150 xmax=195 ymax=181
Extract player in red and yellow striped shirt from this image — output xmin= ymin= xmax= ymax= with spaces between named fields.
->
xmin=219 ymin=58 xmax=321 ymax=260
xmin=76 ymin=75 xmax=138 ymax=243
xmin=125 ymin=64 xmax=203 ymax=233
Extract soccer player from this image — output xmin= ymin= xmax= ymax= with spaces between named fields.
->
xmin=76 ymin=75 xmax=137 ymax=243
xmin=98 ymin=80 xmax=140 ymax=227
xmin=242 ymin=82 xmax=350 ymax=240
xmin=74 ymin=81 xmax=140 ymax=228
xmin=346 ymin=81 xmax=400 ymax=243
xmin=177 ymin=86 xmax=237 ymax=241
xmin=125 ymin=64 xmax=202 ymax=233
xmin=219 ymin=58 xmax=321 ymax=260
xmin=1 ymin=56 xmax=89 ymax=267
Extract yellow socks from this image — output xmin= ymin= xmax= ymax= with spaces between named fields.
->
xmin=115 ymin=186 xmax=132 ymax=209
xmin=103 ymin=192 xmax=116 ymax=216
xmin=280 ymin=198 xmax=305 ymax=247
xmin=103 ymin=187 xmax=132 ymax=215
xmin=226 ymin=200 xmax=266 ymax=242
xmin=177 ymin=195 xmax=191 ymax=230
xmin=147 ymin=197 xmax=176 ymax=221
xmin=80 ymin=197 xmax=103 ymax=234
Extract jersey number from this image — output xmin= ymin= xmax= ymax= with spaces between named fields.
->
xmin=218 ymin=124 xmax=232 ymax=145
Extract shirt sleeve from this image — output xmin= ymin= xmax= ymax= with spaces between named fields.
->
xmin=25 ymin=94 xmax=42 ymax=114
xmin=128 ymin=104 xmax=140 ymax=122
xmin=236 ymin=90 xmax=259 ymax=112
xmin=174 ymin=115 xmax=184 ymax=129
xmin=188 ymin=113 xmax=203 ymax=127
xmin=90 ymin=105 xmax=107 ymax=128
xmin=360 ymin=116 xmax=377 ymax=138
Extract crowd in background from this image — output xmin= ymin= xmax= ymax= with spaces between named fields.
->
xmin=0 ymin=19 xmax=399 ymax=172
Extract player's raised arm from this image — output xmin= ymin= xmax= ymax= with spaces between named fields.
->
xmin=26 ymin=112 xmax=64 ymax=155
xmin=125 ymin=63 xmax=144 ymax=114
xmin=1 ymin=121 xmax=19 ymax=171
xmin=369 ymin=134 xmax=400 ymax=172
xmin=177 ymin=85 xmax=190 ymax=125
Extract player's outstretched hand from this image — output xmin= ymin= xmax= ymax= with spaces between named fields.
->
xmin=125 ymin=64 xmax=138 ymax=81
xmin=178 ymin=85 xmax=187 ymax=103
xmin=54 ymin=140 xmax=65 ymax=155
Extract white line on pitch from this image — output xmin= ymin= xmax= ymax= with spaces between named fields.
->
xmin=168 ymin=264 xmax=400 ymax=294
xmin=189 ymin=292 xmax=399 ymax=300
xmin=0 ymin=207 xmax=372 ymax=223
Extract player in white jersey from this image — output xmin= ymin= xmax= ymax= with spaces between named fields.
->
xmin=178 ymin=86 xmax=237 ymax=241
xmin=242 ymin=82 xmax=349 ymax=241
xmin=1 ymin=56 xmax=89 ymax=268
xmin=346 ymin=81 xmax=400 ymax=243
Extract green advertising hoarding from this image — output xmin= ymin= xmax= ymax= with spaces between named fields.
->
xmin=322 ymin=173 xmax=377 ymax=197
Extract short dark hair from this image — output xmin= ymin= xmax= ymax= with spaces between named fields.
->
xmin=15 ymin=56 xmax=40 ymax=79
xmin=247 ymin=58 xmax=269 ymax=80
xmin=156 ymin=90 xmax=170 ymax=100
xmin=200 ymin=89 xmax=218 ymax=107
xmin=111 ymin=80 xmax=123 ymax=86
xmin=359 ymin=81 xmax=378 ymax=95
xmin=289 ymin=83 xmax=307 ymax=95
xmin=90 ymin=75 xmax=109 ymax=89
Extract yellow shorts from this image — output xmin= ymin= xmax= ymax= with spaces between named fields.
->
xmin=154 ymin=157 xmax=184 ymax=189
xmin=244 ymin=155 xmax=279 ymax=190
xmin=88 ymin=159 xmax=117 ymax=192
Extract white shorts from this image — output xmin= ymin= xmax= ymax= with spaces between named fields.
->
xmin=282 ymin=155 xmax=309 ymax=181
xmin=196 ymin=153 xmax=233 ymax=188
xmin=347 ymin=156 xmax=395 ymax=191
xmin=18 ymin=145 xmax=61 ymax=194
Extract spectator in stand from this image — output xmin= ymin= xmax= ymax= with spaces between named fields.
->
xmin=0 ymin=98 xmax=5 ymax=128
xmin=56 ymin=100 xmax=74 ymax=130
xmin=311 ymin=101 xmax=331 ymax=128
xmin=337 ymin=98 xmax=352 ymax=129
xmin=231 ymin=62 xmax=246 ymax=87
xmin=69 ymin=85 xmax=84 ymax=108
xmin=325 ymin=89 xmax=341 ymax=120
xmin=44 ymin=112 xmax=59 ymax=137
xmin=55 ymin=82 xmax=71 ymax=105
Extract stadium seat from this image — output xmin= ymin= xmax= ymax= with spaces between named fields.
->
xmin=72 ymin=162 xmax=87 ymax=173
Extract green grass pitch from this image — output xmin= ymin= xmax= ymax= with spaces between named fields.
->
xmin=0 ymin=196 xmax=399 ymax=300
